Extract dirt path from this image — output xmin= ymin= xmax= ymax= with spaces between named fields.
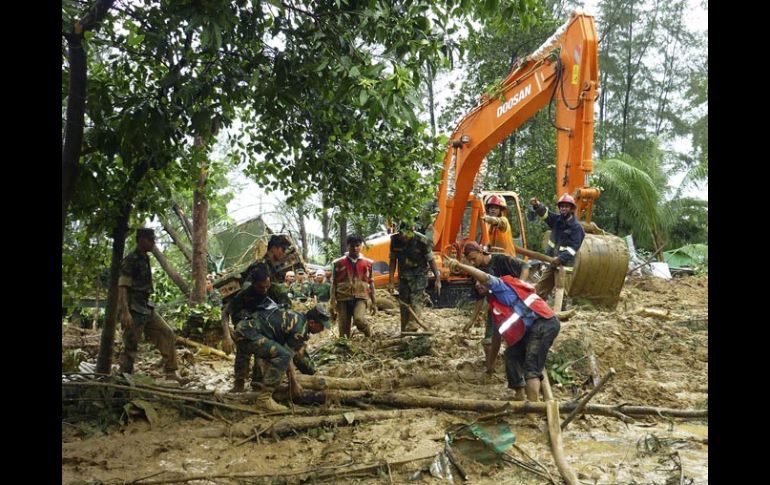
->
xmin=62 ymin=275 xmax=707 ymax=484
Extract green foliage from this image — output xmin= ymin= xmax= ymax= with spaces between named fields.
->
xmin=591 ymin=147 xmax=673 ymax=251
xmin=162 ymin=302 xmax=222 ymax=331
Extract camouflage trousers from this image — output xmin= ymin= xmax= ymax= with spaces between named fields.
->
xmin=234 ymin=336 xmax=291 ymax=389
xmin=236 ymin=350 xmax=315 ymax=389
xmin=398 ymin=274 xmax=427 ymax=331
xmin=119 ymin=311 xmax=179 ymax=374
xmin=534 ymin=265 xmax=573 ymax=301
xmin=504 ymin=316 xmax=560 ymax=389
xmin=337 ymin=299 xmax=371 ymax=338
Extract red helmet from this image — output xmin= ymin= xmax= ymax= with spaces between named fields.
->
xmin=485 ymin=195 xmax=507 ymax=209
xmin=557 ymin=194 xmax=577 ymax=208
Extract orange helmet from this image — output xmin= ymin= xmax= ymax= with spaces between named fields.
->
xmin=557 ymin=194 xmax=577 ymax=208
xmin=485 ymin=195 xmax=507 ymax=209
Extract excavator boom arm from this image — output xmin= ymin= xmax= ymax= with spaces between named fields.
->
xmin=434 ymin=11 xmax=600 ymax=253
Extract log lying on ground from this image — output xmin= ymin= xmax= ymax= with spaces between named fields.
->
xmin=200 ymin=408 xmax=427 ymax=441
xmin=176 ymin=336 xmax=234 ymax=361
xmin=273 ymin=389 xmax=707 ymax=420
xmin=284 ymin=371 xmax=481 ymax=392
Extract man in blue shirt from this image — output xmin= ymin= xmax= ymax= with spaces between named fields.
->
xmin=445 ymin=257 xmax=561 ymax=403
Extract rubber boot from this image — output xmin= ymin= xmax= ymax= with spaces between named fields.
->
xmin=230 ymin=378 xmax=245 ymax=393
xmin=255 ymin=390 xmax=288 ymax=412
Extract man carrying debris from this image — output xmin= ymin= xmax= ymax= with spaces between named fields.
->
xmin=233 ymin=288 xmax=331 ymax=411
xmin=311 ymin=269 xmax=331 ymax=303
xmin=118 ymin=228 xmax=187 ymax=384
xmin=482 ymin=195 xmax=517 ymax=255
xmin=444 ymin=256 xmax=560 ymax=403
xmin=529 ymin=195 xmax=585 ymax=303
xmin=463 ymin=241 xmax=529 ymax=375
xmin=330 ymin=235 xmax=375 ymax=338
xmin=388 ymin=223 xmax=441 ymax=332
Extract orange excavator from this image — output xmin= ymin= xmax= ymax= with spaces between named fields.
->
xmin=363 ymin=10 xmax=628 ymax=308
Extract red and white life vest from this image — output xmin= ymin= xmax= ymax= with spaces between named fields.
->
xmin=333 ymin=255 xmax=373 ymax=300
xmin=487 ymin=275 xmax=554 ymax=346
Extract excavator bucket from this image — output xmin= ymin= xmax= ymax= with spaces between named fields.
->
xmin=567 ymin=233 xmax=629 ymax=309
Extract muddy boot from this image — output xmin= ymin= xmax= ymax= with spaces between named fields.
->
xmin=164 ymin=370 xmax=191 ymax=386
xmin=255 ymin=391 xmax=288 ymax=412
xmin=230 ymin=379 xmax=245 ymax=393
xmin=361 ymin=324 xmax=373 ymax=338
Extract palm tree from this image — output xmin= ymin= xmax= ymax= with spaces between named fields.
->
xmin=592 ymin=150 xmax=673 ymax=259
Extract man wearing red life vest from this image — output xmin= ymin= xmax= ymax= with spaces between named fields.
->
xmin=329 ymin=235 xmax=375 ymax=338
xmin=445 ymin=257 xmax=561 ymax=403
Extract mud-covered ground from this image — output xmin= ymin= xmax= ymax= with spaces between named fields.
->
xmin=62 ymin=275 xmax=708 ymax=484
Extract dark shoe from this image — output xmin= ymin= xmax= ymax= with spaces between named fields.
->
xmin=230 ymin=379 xmax=245 ymax=393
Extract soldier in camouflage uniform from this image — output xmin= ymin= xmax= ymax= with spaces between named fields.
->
xmin=223 ymin=265 xmax=319 ymax=392
xmin=288 ymin=268 xmax=313 ymax=301
xmin=118 ymin=228 xmax=186 ymax=383
xmin=388 ymin=224 xmax=442 ymax=332
xmin=311 ymin=269 xmax=331 ymax=303
xmin=233 ymin=298 xmax=330 ymax=411
xmin=240 ymin=235 xmax=293 ymax=308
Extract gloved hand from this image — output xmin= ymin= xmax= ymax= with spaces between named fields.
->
xmin=482 ymin=215 xmax=496 ymax=224
xmin=434 ymin=278 xmax=442 ymax=297
xmin=529 ymin=197 xmax=540 ymax=208
xmin=369 ymin=300 xmax=377 ymax=316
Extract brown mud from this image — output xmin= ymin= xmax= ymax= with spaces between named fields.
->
xmin=62 ymin=275 xmax=707 ymax=484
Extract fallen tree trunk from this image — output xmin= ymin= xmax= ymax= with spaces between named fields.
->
xmin=227 ymin=408 xmax=426 ymax=442
xmin=152 ymin=246 xmax=190 ymax=298
xmin=176 ymin=336 xmax=233 ymax=361
xmin=276 ymin=390 xmax=707 ymax=420
xmin=287 ymin=371 xmax=479 ymax=391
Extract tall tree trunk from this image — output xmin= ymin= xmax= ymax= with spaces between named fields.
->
xmin=620 ymin=4 xmax=634 ymax=154
xmin=297 ymin=203 xmax=308 ymax=262
xmin=152 ymin=245 xmax=191 ymax=297
xmin=95 ymin=206 xmax=130 ymax=374
xmin=190 ymin=160 xmax=209 ymax=305
xmin=62 ymin=32 xmax=87 ymax=244
xmin=61 ymin=0 xmax=117 ymax=243
xmin=95 ymin=160 xmax=150 ymax=374
xmin=338 ymin=215 xmax=348 ymax=256
xmin=426 ymin=63 xmax=436 ymax=137
xmin=160 ymin=217 xmax=193 ymax=263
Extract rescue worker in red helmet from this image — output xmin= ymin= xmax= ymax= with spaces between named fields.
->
xmin=483 ymin=195 xmax=517 ymax=256
xmin=529 ymin=194 xmax=585 ymax=303
xmin=443 ymin=256 xmax=560 ymax=405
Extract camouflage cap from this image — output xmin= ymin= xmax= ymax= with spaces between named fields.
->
xmin=306 ymin=303 xmax=331 ymax=329
xmin=296 ymin=268 xmax=306 ymax=275
xmin=137 ymin=228 xmax=155 ymax=240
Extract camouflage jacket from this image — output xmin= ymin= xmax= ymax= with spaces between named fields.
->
xmin=311 ymin=282 xmax=331 ymax=302
xmin=389 ymin=231 xmax=435 ymax=278
xmin=234 ymin=299 xmax=310 ymax=352
xmin=239 ymin=260 xmax=291 ymax=307
xmin=289 ymin=281 xmax=313 ymax=300
xmin=119 ymin=248 xmax=154 ymax=315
